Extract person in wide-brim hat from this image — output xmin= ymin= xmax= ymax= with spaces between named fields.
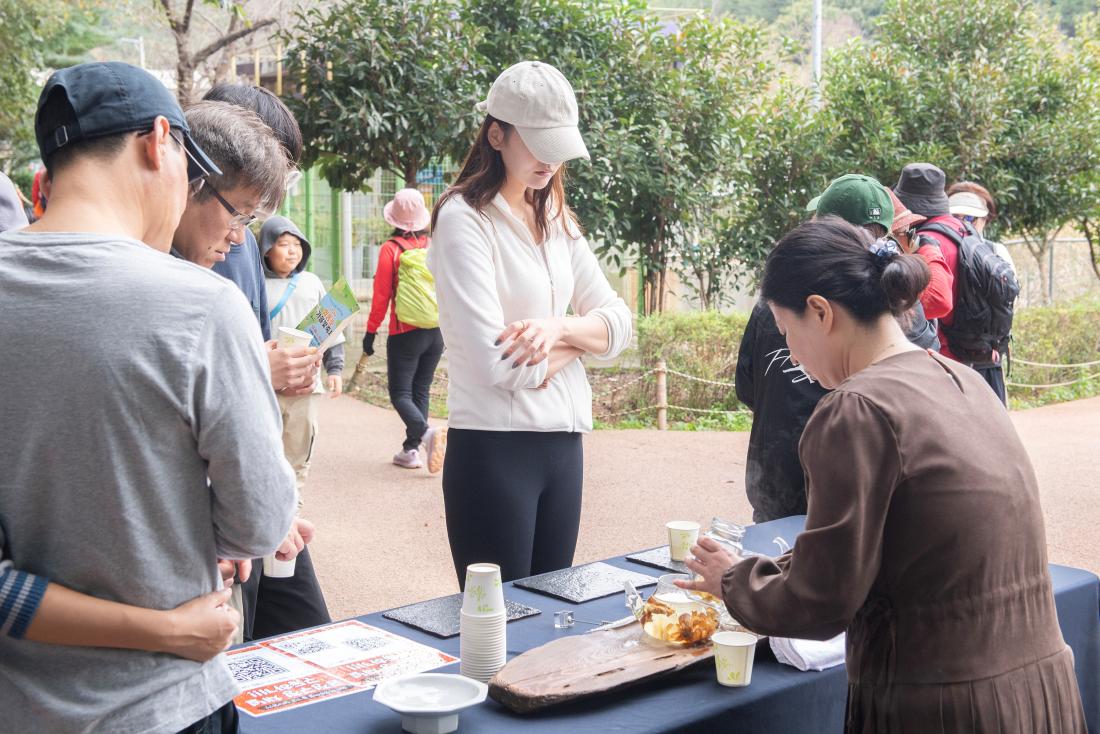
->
xmin=893 ymin=162 xmax=951 ymax=218
xmin=363 ymin=186 xmax=447 ymax=474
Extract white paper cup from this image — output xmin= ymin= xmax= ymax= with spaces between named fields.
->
xmin=263 ymin=553 xmax=296 ymax=578
xmin=666 ymin=521 xmax=701 ymax=562
xmin=277 ymin=326 xmax=314 ymax=349
xmin=460 ymin=606 xmax=506 ymax=682
xmin=712 ymin=630 xmax=758 ymax=687
xmin=462 ymin=563 xmax=505 ymax=616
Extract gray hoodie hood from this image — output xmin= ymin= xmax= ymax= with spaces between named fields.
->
xmin=259 ymin=215 xmax=312 ymax=277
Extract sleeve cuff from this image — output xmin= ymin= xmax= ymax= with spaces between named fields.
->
xmin=1 ymin=570 xmax=49 ymax=639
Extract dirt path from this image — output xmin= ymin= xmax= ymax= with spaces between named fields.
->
xmin=303 ymin=395 xmax=1100 ymax=620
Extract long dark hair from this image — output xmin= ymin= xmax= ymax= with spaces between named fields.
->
xmin=762 ymin=217 xmax=930 ymax=322
xmin=431 ymin=115 xmax=578 ymax=242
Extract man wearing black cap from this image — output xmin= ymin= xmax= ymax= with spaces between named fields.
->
xmin=0 ymin=62 xmax=296 ymax=733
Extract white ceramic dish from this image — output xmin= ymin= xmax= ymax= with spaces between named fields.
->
xmin=373 ymin=673 xmax=488 ymax=734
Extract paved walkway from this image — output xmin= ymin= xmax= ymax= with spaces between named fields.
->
xmin=304 ymin=395 xmax=1100 ymax=620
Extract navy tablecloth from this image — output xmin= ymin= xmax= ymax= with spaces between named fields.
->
xmin=240 ymin=516 xmax=1100 ymax=733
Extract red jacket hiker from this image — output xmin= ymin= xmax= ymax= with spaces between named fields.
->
xmin=366 ymin=234 xmax=430 ymax=338
xmin=916 ymin=214 xmax=967 ymax=361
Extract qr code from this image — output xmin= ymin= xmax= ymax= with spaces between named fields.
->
xmin=345 ymin=636 xmax=390 ymax=653
xmin=278 ymin=639 xmax=334 ymax=656
xmin=228 ymin=656 xmax=289 ymax=683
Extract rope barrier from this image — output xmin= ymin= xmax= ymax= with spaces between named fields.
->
xmin=594 ymin=405 xmax=657 ymax=420
xmin=1011 ymin=357 xmax=1100 ymax=369
xmin=1006 ymin=372 xmax=1100 ymax=389
xmin=590 ymin=368 xmax=657 ymax=400
xmin=667 ymin=404 xmax=751 ymax=416
xmin=662 ymin=368 xmax=737 ymax=389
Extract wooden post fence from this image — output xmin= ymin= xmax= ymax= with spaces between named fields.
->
xmin=656 ymin=359 xmax=668 ymax=431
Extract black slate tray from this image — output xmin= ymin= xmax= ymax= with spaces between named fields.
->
xmin=383 ymin=594 xmax=541 ymax=638
xmin=512 ymin=561 xmax=658 ymax=603
xmin=626 ymin=546 xmax=689 ymax=574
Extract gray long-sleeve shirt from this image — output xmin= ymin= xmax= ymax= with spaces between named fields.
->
xmin=0 ymin=231 xmax=297 ymax=733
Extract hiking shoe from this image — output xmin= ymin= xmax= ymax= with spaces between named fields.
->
xmin=423 ymin=426 xmax=448 ymax=474
xmin=393 ymin=448 xmax=422 ymax=469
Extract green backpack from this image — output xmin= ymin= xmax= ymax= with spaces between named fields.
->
xmin=392 ymin=238 xmax=439 ymax=329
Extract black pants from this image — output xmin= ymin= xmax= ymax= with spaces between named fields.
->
xmin=442 ymin=429 xmax=583 ymax=586
xmin=175 ymin=701 xmax=238 ymax=734
xmin=387 ymin=328 xmax=445 ymax=451
xmin=240 ymin=545 xmax=331 ymax=641
xmin=972 ymin=363 xmax=1007 ymax=406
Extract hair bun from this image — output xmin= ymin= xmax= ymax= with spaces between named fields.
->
xmin=880 ymin=252 xmax=931 ymax=315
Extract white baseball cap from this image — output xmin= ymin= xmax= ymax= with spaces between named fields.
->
xmin=948 ymin=191 xmax=989 ymax=218
xmin=476 ymin=61 xmax=589 ymax=165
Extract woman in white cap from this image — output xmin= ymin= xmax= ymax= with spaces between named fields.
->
xmin=947 ymin=181 xmax=1016 ymax=273
xmin=428 ymin=61 xmax=632 ymax=585
xmin=363 ymin=188 xmax=447 ymax=472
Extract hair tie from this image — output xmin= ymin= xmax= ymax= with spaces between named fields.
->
xmin=869 ymin=237 xmax=901 ymax=261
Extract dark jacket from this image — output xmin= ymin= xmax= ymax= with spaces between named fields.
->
xmin=902 ymin=301 xmax=940 ymax=352
xmin=212 ymin=228 xmax=271 ymax=341
xmin=735 ymin=300 xmax=829 ymax=522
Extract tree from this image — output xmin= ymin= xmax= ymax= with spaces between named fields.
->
xmin=283 ymin=0 xmax=483 ymax=189
xmin=717 ymin=79 xmax=836 ymax=289
xmin=0 ymin=0 xmax=43 ymax=169
xmin=472 ymin=1 xmax=774 ymax=312
xmin=0 ymin=0 xmax=114 ymax=170
xmin=1071 ymin=13 xmax=1100 ymax=279
xmin=822 ymin=0 xmax=1100 ymax=302
xmin=156 ymin=0 xmax=275 ymax=105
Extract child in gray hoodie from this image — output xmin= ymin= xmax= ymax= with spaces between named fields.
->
xmin=260 ymin=215 xmax=345 ymax=502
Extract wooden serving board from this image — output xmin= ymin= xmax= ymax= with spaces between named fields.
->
xmin=488 ymin=623 xmax=713 ymax=713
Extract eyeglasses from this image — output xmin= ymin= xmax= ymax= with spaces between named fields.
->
xmin=205 ymin=181 xmax=257 ymax=231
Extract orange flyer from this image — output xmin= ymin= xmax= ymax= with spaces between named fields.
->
xmin=226 ymin=620 xmax=458 ymax=717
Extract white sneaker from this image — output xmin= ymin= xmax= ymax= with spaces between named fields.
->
xmin=393 ymin=448 xmax=422 ymax=469
xmin=422 ymin=426 xmax=448 ymax=474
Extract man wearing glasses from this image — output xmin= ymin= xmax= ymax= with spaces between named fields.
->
xmin=171 ymin=99 xmax=333 ymax=642
xmin=0 ymin=62 xmax=296 ymax=733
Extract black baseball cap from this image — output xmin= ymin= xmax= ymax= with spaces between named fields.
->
xmin=35 ymin=61 xmax=221 ymax=182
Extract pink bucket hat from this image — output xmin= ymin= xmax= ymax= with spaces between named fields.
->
xmin=384 ymin=188 xmax=431 ymax=232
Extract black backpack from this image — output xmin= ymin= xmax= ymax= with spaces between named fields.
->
xmin=918 ymin=221 xmax=1019 ymax=364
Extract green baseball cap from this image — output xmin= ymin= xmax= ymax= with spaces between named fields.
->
xmin=806 ymin=174 xmax=894 ymax=232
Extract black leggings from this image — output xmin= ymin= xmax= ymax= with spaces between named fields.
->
xmin=387 ymin=328 xmax=445 ymax=450
xmin=442 ymin=429 xmax=583 ymax=586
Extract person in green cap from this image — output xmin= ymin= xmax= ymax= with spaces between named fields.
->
xmin=735 ymin=173 xmax=940 ymax=522
xmin=807 ymin=173 xmax=940 ymax=350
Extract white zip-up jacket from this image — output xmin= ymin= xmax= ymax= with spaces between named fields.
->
xmin=428 ymin=193 xmax=632 ymax=432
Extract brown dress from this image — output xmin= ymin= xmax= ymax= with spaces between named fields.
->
xmin=722 ymin=350 xmax=1087 ymax=733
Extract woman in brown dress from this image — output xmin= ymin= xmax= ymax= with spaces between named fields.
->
xmin=681 ymin=217 xmax=1086 ymax=732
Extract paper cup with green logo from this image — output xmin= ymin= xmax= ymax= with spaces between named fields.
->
xmin=666 ymin=520 xmax=701 ymax=562
xmin=462 ymin=563 xmax=505 ymax=616
xmin=277 ymin=326 xmax=314 ymax=349
xmin=712 ymin=630 xmax=758 ymax=687
xmin=263 ymin=553 xmax=296 ymax=578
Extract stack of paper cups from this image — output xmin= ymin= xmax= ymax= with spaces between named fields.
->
xmin=459 ymin=563 xmax=507 ymax=683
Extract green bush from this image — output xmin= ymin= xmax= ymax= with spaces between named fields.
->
xmin=595 ymin=301 xmax=1100 ymax=427
xmin=592 ymin=311 xmax=750 ymax=428
xmin=351 ymin=301 xmax=1100 ymax=428
xmin=1007 ymin=299 xmax=1100 ymax=409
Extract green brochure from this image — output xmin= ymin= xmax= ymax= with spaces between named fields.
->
xmin=296 ymin=276 xmax=360 ymax=352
